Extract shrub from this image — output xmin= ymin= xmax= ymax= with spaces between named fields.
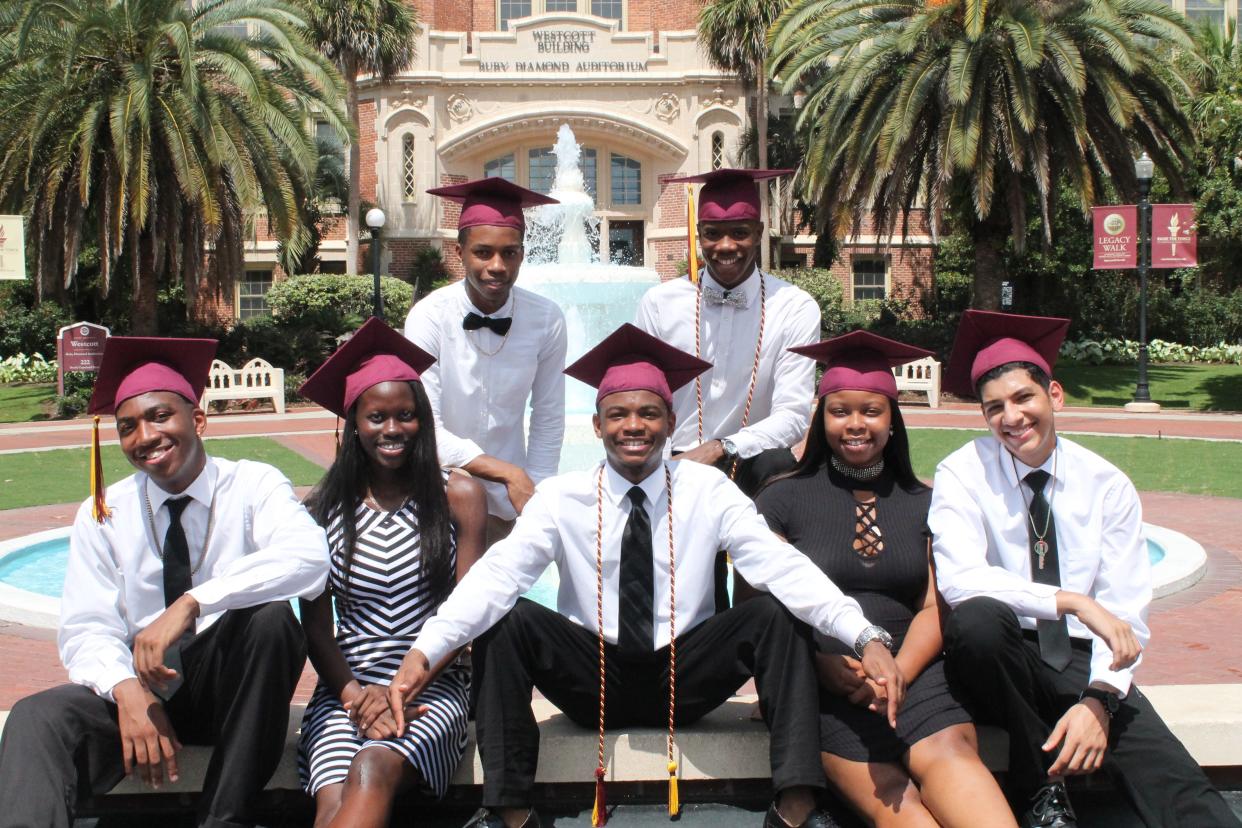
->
xmin=54 ymin=371 xmax=95 ymax=418
xmin=0 ymin=353 xmax=57 ymax=383
xmin=1061 ymin=338 xmax=1242 ymax=365
xmin=266 ymin=273 xmax=412 ymax=330
xmin=0 ymin=282 xmax=71 ymax=358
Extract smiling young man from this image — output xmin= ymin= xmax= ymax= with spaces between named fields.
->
xmin=634 ymin=169 xmax=821 ymax=497
xmin=380 ymin=323 xmax=903 ymax=828
xmin=928 ymin=311 xmax=1238 ymax=828
xmin=0 ymin=337 xmax=330 ymax=828
xmin=404 ymin=178 xmax=568 ymax=543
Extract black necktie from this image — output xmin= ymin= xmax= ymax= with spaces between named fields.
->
xmin=618 ymin=486 xmax=655 ymax=658
xmin=463 ymin=312 xmax=513 ymax=336
xmin=1025 ymin=470 xmax=1072 ymax=671
xmin=162 ymin=497 xmax=193 ymax=608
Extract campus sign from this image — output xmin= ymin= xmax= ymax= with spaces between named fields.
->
xmin=1091 ymin=206 xmax=1138 ymax=270
xmin=57 ymin=322 xmax=110 ymax=395
xmin=0 ymin=214 xmax=25 ymax=280
xmin=1150 ymin=204 xmax=1197 ymax=269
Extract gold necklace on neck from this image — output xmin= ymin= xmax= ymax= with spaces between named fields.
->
xmin=1009 ymin=447 xmax=1058 ymax=570
xmin=466 ymin=291 xmax=516 ymax=358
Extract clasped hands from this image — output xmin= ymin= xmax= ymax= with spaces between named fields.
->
xmin=817 ymin=644 xmax=907 ymax=728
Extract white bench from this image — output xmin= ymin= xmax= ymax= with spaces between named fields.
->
xmin=201 ymin=358 xmax=286 ymax=414
xmin=893 ymin=356 xmax=941 ymax=408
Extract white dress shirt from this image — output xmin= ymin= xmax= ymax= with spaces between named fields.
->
xmin=404 ymin=281 xmax=568 ymax=519
xmin=413 ymin=459 xmax=872 ymax=668
xmin=634 ymin=267 xmax=820 ymax=458
xmin=929 ymin=436 xmax=1151 ymax=696
xmin=59 ymin=457 xmax=330 ymax=700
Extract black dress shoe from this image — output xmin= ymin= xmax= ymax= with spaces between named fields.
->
xmin=762 ymin=801 xmax=844 ymax=828
xmin=1023 ymin=781 xmax=1078 ymax=828
xmin=462 ymin=807 xmax=542 ymax=828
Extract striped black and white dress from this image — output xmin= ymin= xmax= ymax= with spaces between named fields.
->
xmin=298 ymin=497 xmax=470 ymax=797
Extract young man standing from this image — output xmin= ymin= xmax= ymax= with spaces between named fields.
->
xmin=929 ymin=310 xmax=1238 ymax=828
xmin=634 ymin=169 xmax=820 ymax=495
xmin=0 ymin=337 xmax=330 ymax=828
xmin=382 ymin=324 xmax=904 ymax=828
xmin=405 ymin=178 xmax=568 ymax=542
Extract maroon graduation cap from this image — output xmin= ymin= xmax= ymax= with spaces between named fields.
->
xmin=668 ymin=168 xmax=794 ymax=222
xmin=943 ymin=310 xmax=1071 ymax=398
xmin=87 ymin=337 xmax=218 ymax=416
xmin=564 ymin=323 xmax=711 ymax=408
xmin=299 ymin=317 xmax=436 ymax=418
xmin=790 ymin=331 xmax=934 ymax=401
xmin=426 ymin=177 xmax=558 ymax=231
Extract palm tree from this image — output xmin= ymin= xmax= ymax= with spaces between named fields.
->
xmin=698 ymin=0 xmax=786 ymax=267
xmin=770 ymin=0 xmax=1199 ymax=309
xmin=297 ymin=0 xmax=418 ymax=272
xmin=0 ymin=0 xmax=349 ymax=334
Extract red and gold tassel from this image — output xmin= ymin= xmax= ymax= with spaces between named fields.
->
xmin=90 ymin=416 xmax=111 ymax=523
xmin=592 ymin=765 xmax=608 ymax=827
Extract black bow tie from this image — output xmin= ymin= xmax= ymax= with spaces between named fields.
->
xmin=463 ymin=312 xmax=513 ymax=336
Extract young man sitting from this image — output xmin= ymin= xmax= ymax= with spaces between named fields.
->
xmin=929 ymin=310 xmax=1238 ymax=828
xmin=378 ymin=323 xmax=905 ymax=828
xmin=0 ymin=337 xmax=330 ymax=828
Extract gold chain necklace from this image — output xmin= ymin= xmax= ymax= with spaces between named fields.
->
xmin=1010 ymin=448 xmax=1058 ymax=570
xmin=143 ymin=478 xmax=217 ymax=576
xmin=465 ymin=292 xmax=516 ymax=358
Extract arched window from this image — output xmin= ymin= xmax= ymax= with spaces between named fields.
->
xmin=610 ymin=153 xmax=641 ymax=205
xmin=401 ymin=134 xmax=417 ymax=201
xmin=711 ymin=131 xmax=725 ymax=170
xmin=483 ymin=154 xmax=516 ymax=182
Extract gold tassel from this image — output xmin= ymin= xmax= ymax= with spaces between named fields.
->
xmin=90 ymin=416 xmax=111 ymax=523
xmin=686 ymin=185 xmax=699 ymax=284
xmin=667 ymin=761 xmax=680 ymax=818
xmin=592 ymin=765 xmax=608 ymax=827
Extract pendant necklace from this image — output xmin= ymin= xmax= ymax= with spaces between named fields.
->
xmin=1011 ymin=451 xmax=1057 ymax=570
xmin=143 ymin=478 xmax=218 ymax=575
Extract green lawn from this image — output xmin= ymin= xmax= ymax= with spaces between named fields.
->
xmin=0 ymin=437 xmax=326 ymax=511
xmin=0 ymin=383 xmax=55 ymax=423
xmin=1055 ymin=361 xmax=1242 ymax=411
xmin=909 ymin=428 xmax=1242 ymax=498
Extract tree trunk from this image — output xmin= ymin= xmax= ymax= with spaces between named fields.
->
xmin=757 ymin=64 xmax=771 ymax=271
xmin=131 ymin=233 xmax=159 ymax=335
xmin=971 ymin=215 xmax=1006 ymax=310
xmin=345 ymin=72 xmax=361 ymax=274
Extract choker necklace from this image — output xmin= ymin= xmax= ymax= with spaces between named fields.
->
xmin=831 ymin=453 xmax=885 ymax=482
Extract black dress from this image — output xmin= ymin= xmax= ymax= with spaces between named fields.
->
xmin=756 ymin=462 xmax=970 ymax=762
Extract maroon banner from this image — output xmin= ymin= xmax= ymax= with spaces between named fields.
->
xmin=57 ymin=322 xmax=109 ymax=396
xmin=1151 ymin=203 xmax=1197 ymax=269
xmin=1092 ymin=206 xmax=1138 ymax=270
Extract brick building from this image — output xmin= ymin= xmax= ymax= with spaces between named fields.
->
xmin=233 ymin=0 xmax=939 ymax=322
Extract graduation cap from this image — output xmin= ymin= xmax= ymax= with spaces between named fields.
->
xmin=426 ymin=177 xmax=558 ymax=231
xmin=299 ymin=317 xmax=436 ymax=418
xmin=667 ymin=168 xmax=794 ymax=222
xmin=84 ymin=336 xmax=219 ymax=522
xmin=790 ymin=331 xmax=934 ymax=401
xmin=564 ymin=323 xmax=711 ymax=409
xmin=943 ymin=310 xmax=1071 ymax=398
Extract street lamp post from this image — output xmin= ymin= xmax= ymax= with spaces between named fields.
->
xmin=365 ymin=208 xmax=387 ymax=319
xmin=1126 ymin=154 xmax=1160 ymax=412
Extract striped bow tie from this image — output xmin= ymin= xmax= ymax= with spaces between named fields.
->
xmin=702 ymin=285 xmax=747 ymax=308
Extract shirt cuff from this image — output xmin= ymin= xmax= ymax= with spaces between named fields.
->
xmin=96 ymin=667 xmax=139 ymax=703
xmin=1014 ymin=584 xmax=1061 ymax=621
xmin=830 ymin=610 xmax=873 ymax=654
xmin=412 ymin=632 xmax=452 ymax=672
xmin=1089 ymin=649 xmax=1137 ymax=698
xmin=726 ymin=431 xmax=763 ymax=460
xmin=443 ymin=440 xmax=485 ymax=470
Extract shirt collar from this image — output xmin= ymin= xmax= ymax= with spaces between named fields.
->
xmin=461 ymin=282 xmax=515 ymax=317
xmin=146 ymin=457 xmax=217 ymax=512
xmin=602 ymin=460 xmax=668 ymax=510
xmin=701 ymin=267 xmax=759 ymax=309
xmin=1000 ymin=438 xmax=1060 ymax=490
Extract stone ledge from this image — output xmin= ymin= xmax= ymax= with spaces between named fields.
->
xmin=0 ymin=685 xmax=1237 ymax=796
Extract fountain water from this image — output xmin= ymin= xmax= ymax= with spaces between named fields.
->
xmin=519 ymin=124 xmax=662 ymax=425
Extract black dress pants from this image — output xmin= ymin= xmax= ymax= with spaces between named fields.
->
xmin=471 ymin=595 xmax=823 ymax=808
xmin=943 ymin=596 xmax=1239 ymax=827
xmin=0 ymin=602 xmax=306 ymax=828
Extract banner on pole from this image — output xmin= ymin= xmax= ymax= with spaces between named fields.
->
xmin=1150 ymin=204 xmax=1197 ymax=269
xmin=1092 ymin=206 xmax=1138 ymax=270
xmin=0 ymin=215 xmax=25 ymax=280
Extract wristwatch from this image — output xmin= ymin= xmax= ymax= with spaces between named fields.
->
xmin=853 ymin=625 xmax=894 ymax=658
xmin=720 ymin=438 xmax=739 ymax=460
xmin=1079 ymin=687 xmax=1120 ymax=719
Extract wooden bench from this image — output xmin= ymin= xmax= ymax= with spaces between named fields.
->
xmin=201 ymin=357 xmax=286 ymax=414
xmin=893 ymin=356 xmax=941 ymax=408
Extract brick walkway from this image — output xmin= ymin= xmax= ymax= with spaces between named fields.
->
xmin=1 ymin=405 xmax=1240 ymax=709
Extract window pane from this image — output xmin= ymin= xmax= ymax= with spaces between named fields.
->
xmin=499 ymin=0 xmax=531 ymax=30
xmin=528 ymin=147 xmax=556 ymax=194
xmin=581 ymin=148 xmax=598 ymax=203
xmin=610 ymin=153 xmax=641 ymax=205
xmin=546 ymin=0 xmax=577 ymax=10
xmin=238 ymin=271 xmax=274 ymax=320
xmin=711 ymin=132 xmax=725 ymax=170
xmin=1186 ymin=0 xmax=1225 ymax=28
xmin=484 ymin=153 xmax=516 ymax=182
xmin=402 ymin=134 xmax=417 ymax=201
xmin=591 ymin=0 xmax=622 ymax=20
xmin=851 ymin=258 xmax=886 ymax=301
